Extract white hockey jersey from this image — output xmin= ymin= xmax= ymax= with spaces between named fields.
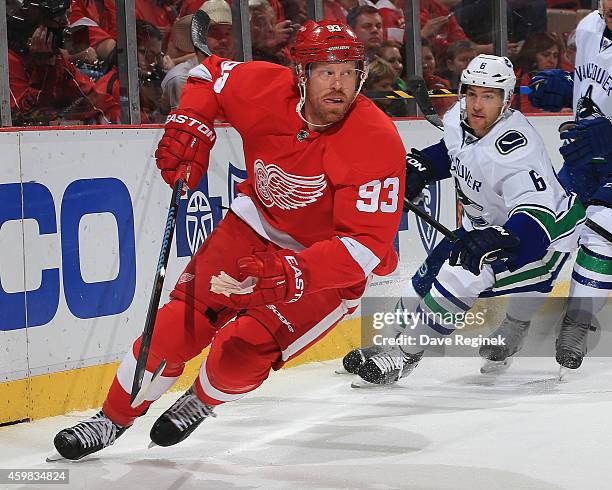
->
xmin=443 ymin=102 xmax=585 ymax=252
xmin=573 ymin=11 xmax=612 ymax=119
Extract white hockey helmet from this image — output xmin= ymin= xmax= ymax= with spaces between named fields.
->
xmin=458 ymin=54 xmax=516 ymax=123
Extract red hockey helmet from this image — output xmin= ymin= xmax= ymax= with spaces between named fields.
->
xmin=290 ymin=20 xmax=365 ymax=67
xmin=291 ymin=20 xmax=368 ymax=128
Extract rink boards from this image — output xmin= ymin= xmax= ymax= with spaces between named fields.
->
xmin=0 ymin=116 xmax=579 ymax=424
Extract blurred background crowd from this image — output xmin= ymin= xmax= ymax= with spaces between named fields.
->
xmin=3 ymin=0 xmax=596 ymax=126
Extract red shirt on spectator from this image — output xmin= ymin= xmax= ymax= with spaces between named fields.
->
xmin=135 ymin=0 xmax=177 ymax=38
xmin=420 ymin=0 xmax=468 ymax=53
xmin=324 ymin=0 xmax=349 ymax=23
xmin=70 ymin=0 xmax=117 ymax=46
xmin=8 ymin=49 xmax=120 ymax=124
xmin=179 ymin=0 xmax=206 ymax=16
xmin=376 ymin=0 xmax=405 ymax=43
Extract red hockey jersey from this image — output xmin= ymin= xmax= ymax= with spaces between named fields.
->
xmin=177 ymin=55 xmax=406 ymax=293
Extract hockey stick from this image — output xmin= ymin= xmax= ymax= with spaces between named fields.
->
xmin=405 ymin=76 xmax=444 ymax=131
xmin=130 ymin=178 xmax=185 ymax=408
xmin=191 ymin=9 xmax=212 ymax=56
xmin=403 ymin=197 xmax=456 ymax=240
xmin=404 ymin=198 xmax=513 ymax=269
xmin=130 ymin=12 xmax=211 ymax=408
xmin=586 ymin=218 xmax=612 ymax=244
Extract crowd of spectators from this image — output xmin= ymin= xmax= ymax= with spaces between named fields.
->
xmin=5 ymin=0 xmax=594 ymax=126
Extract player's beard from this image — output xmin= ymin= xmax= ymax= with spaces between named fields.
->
xmin=306 ymin=89 xmax=354 ymax=127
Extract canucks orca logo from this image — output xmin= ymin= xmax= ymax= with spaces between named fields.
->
xmin=495 ymin=130 xmax=527 ymax=155
xmin=415 ymin=182 xmax=441 ymax=253
xmin=176 ymin=162 xmax=246 ymax=257
xmin=576 ymin=86 xmax=605 ymax=120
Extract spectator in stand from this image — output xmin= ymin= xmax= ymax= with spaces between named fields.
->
xmin=375 ymin=0 xmax=404 ymax=44
xmin=324 ymin=0 xmax=358 ymax=23
xmin=180 ymin=0 xmax=286 ymax=22
xmin=162 ymin=0 xmax=234 ymax=111
xmin=437 ymin=39 xmax=477 ymax=91
xmin=376 ymin=41 xmax=408 ymax=91
xmin=69 ymin=0 xmax=117 ymax=62
xmin=7 ymin=0 xmax=120 ymax=125
xmin=280 ymin=0 xmax=307 ymax=27
xmin=346 ymin=5 xmax=383 ymax=60
xmin=179 ymin=0 xmax=205 ymax=16
xmin=95 ymin=20 xmax=170 ymax=123
xmin=421 ymin=0 xmax=480 ymax=55
xmin=70 ymin=1 xmax=180 ymax=60
xmin=365 ymin=57 xmax=406 ymax=116
xmin=564 ymin=30 xmax=577 ymax=68
xmin=421 ymin=39 xmax=454 ymax=116
xmin=136 ymin=0 xmax=179 ymax=40
xmin=250 ymin=0 xmax=292 ymax=65
xmin=166 ymin=15 xmax=200 ymax=66
xmin=512 ymin=32 xmax=569 ymax=113
xmin=181 ymin=0 xmax=294 ymax=52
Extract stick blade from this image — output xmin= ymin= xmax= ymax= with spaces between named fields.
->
xmin=480 ymin=357 xmax=513 ymax=374
xmin=191 ymin=10 xmax=212 ymax=56
xmin=130 ymin=360 xmax=167 ymax=408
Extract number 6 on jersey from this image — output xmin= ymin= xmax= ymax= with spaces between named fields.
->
xmin=357 ymin=178 xmax=400 ymax=213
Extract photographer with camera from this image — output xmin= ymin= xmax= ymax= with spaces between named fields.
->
xmin=7 ymin=0 xmax=120 ymax=125
xmin=95 ymin=20 xmax=171 ymax=123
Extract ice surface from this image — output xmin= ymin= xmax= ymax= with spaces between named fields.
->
xmin=2 ymin=355 xmax=612 ymax=489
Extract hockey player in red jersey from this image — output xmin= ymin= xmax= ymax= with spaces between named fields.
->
xmin=52 ymin=18 xmax=406 ymax=460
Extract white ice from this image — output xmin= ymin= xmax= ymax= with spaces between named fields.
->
xmin=2 ymin=355 xmax=612 ymax=490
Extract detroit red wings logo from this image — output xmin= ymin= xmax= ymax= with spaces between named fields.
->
xmin=253 ymin=159 xmax=327 ymax=210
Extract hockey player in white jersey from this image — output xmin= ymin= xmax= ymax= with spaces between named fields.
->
xmin=346 ymin=55 xmax=586 ymax=385
xmin=521 ymin=0 xmax=612 ymax=370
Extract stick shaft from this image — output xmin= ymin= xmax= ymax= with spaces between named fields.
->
xmin=586 ymin=218 xmax=612 ymax=244
xmin=130 ymin=179 xmax=184 ymax=405
xmin=404 ymin=198 xmax=456 ymax=241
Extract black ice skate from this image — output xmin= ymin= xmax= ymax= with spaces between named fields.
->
xmin=556 ymin=314 xmax=593 ymax=370
xmin=53 ymin=411 xmax=127 ymax=461
xmin=354 ymin=347 xmax=423 ymax=387
xmin=340 ymin=344 xmax=386 ymax=374
xmin=479 ymin=315 xmax=531 ymax=373
xmin=150 ymin=385 xmax=216 ymax=447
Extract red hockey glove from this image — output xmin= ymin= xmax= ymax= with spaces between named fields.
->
xmin=155 ymin=110 xmax=216 ymax=189
xmin=230 ymin=250 xmax=306 ymax=308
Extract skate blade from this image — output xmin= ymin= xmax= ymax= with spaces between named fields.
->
xmin=46 ymin=450 xmax=65 ymax=462
xmin=148 ymin=441 xmax=158 ymax=449
xmin=558 ymin=366 xmax=569 ymax=381
xmin=131 ymin=360 xmax=167 ymax=408
xmin=335 ymin=367 xmax=353 ymax=375
xmin=480 ymin=357 xmax=513 ymax=374
xmin=350 ymin=379 xmax=397 ymax=389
